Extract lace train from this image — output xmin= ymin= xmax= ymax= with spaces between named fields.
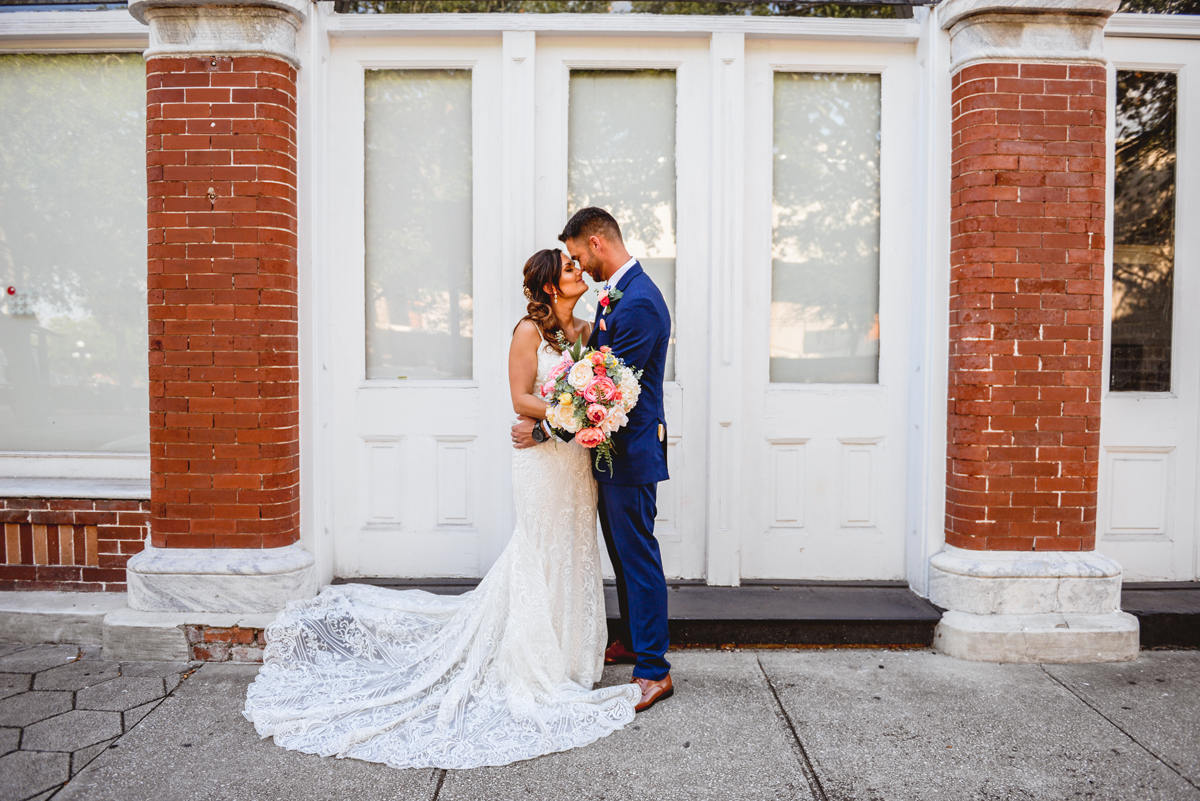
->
xmin=243 ymin=342 xmax=640 ymax=769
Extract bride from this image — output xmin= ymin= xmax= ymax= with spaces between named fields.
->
xmin=242 ymin=248 xmax=641 ymax=769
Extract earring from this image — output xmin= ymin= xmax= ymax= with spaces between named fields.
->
xmin=553 ymin=288 xmax=558 ymax=303
xmin=523 ymin=287 xmax=532 ymax=300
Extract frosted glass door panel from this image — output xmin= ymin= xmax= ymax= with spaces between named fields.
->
xmin=365 ymin=70 xmax=473 ymax=380
xmin=0 ymin=54 xmax=148 ymax=452
xmin=771 ymin=73 xmax=881 ymax=384
xmin=568 ymin=70 xmax=676 ymax=381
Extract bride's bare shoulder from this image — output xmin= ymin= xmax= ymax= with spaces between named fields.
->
xmin=577 ymin=319 xmax=593 ymax=343
xmin=511 ymin=319 xmax=542 ymax=353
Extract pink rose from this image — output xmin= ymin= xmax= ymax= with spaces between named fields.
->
xmin=547 ymin=359 xmax=571 ymax=382
xmin=586 ymin=404 xmax=606 ymax=424
xmin=589 ymin=352 xmax=606 ymax=366
xmin=576 ymin=427 xmax=605 ymax=449
xmin=582 ymin=376 xmax=617 ymax=404
xmin=600 ymin=346 xmax=612 ymax=353
xmin=540 ymin=381 xmax=555 ymax=398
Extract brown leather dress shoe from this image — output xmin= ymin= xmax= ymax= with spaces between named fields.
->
xmin=631 ymin=674 xmax=673 ymax=712
xmin=604 ymin=640 xmax=638 ymax=665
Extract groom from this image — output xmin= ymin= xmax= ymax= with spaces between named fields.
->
xmin=512 ymin=207 xmax=673 ymax=713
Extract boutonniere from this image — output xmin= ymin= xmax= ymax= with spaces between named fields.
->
xmin=596 ymin=287 xmax=624 ymax=315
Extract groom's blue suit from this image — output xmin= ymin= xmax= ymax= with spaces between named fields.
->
xmin=588 ymin=262 xmax=671 ymax=681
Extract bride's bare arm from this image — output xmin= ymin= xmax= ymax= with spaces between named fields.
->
xmin=509 ymin=319 xmax=550 ymax=420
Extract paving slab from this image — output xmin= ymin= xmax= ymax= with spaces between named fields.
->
xmin=0 ymin=750 xmax=69 ymax=801
xmin=0 ymin=691 xmax=73 ymax=728
xmin=57 ymin=663 xmax=442 ymax=801
xmin=0 ymin=674 xmax=30 ymax=702
xmin=0 ymin=645 xmax=79 ymax=675
xmin=0 ymin=645 xmax=35 ymax=659
xmin=70 ymin=737 xmax=116 ymax=776
xmin=33 ymin=660 xmax=120 ymax=691
xmin=77 ymin=677 xmax=166 ymax=712
xmin=1046 ymin=651 xmax=1200 ymax=787
xmin=438 ymin=651 xmax=816 ymax=801
xmin=759 ymin=648 xmax=1200 ymax=801
xmin=122 ymin=699 xmax=160 ymax=730
xmin=0 ymin=727 xmax=17 ymax=757
xmin=22 ymin=709 xmax=122 ymax=752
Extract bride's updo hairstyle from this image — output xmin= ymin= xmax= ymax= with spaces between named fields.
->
xmin=516 ymin=248 xmax=567 ymax=353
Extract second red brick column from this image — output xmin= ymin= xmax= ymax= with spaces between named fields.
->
xmin=929 ymin=0 xmax=1138 ymax=663
xmin=945 ymin=61 xmax=1106 ymax=554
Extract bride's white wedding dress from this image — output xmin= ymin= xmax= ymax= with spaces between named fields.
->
xmin=243 ymin=339 xmax=640 ymax=769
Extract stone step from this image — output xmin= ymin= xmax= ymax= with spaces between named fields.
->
xmin=1121 ymin=582 xmax=1200 ymax=649
xmin=338 ymin=579 xmax=946 ymax=647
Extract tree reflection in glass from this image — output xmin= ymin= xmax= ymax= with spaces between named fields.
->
xmin=0 ymin=54 xmax=147 ymax=452
xmin=365 ymin=69 xmax=473 ymax=380
xmin=1110 ymin=70 xmax=1176 ymax=393
xmin=568 ymin=70 xmax=677 ymax=381
xmin=771 ymin=72 xmax=880 ymax=384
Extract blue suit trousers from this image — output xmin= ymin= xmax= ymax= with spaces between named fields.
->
xmin=597 ymin=482 xmax=671 ymax=681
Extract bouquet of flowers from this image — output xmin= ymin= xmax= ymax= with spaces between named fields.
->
xmin=538 ymin=335 xmax=642 ymax=475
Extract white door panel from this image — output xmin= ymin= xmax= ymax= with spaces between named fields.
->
xmin=740 ymin=40 xmax=917 ymax=580
xmin=1099 ymin=37 xmax=1200 ymax=582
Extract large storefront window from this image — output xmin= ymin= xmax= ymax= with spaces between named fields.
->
xmin=365 ymin=69 xmax=474 ymax=381
xmin=568 ymin=69 xmax=677 ymax=381
xmin=770 ymin=72 xmax=881 ymax=384
xmin=1110 ymin=70 xmax=1177 ymax=393
xmin=0 ymin=54 xmax=147 ymax=452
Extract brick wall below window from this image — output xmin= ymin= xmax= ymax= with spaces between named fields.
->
xmin=0 ymin=498 xmax=148 ymax=592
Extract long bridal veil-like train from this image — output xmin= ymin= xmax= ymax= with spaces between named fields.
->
xmin=243 ymin=341 xmax=640 ymax=769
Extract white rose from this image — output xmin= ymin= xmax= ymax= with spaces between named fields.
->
xmin=551 ymin=403 xmax=582 ymax=433
xmin=568 ymin=361 xmax=593 ymax=390
xmin=599 ymin=407 xmax=628 ymax=435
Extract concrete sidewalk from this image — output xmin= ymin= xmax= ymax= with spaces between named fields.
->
xmin=1 ymin=643 xmax=1198 ymax=801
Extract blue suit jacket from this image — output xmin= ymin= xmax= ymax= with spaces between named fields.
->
xmin=588 ymin=262 xmax=670 ymax=486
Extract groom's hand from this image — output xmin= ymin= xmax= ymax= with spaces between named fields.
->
xmin=511 ymin=415 xmax=538 ymax=449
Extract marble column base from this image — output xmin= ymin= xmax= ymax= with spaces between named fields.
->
xmin=934 ymin=610 xmax=1140 ymax=663
xmin=928 ymin=546 xmax=1138 ymax=662
xmin=126 ymin=543 xmax=318 ymax=613
xmin=929 ymin=545 xmax=1122 ymax=615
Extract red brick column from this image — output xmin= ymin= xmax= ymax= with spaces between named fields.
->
xmin=944 ymin=62 xmax=1106 ymax=554
xmin=146 ymin=55 xmax=299 ymax=551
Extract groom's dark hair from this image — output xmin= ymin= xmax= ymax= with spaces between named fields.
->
xmin=559 ymin=207 xmax=623 ymax=245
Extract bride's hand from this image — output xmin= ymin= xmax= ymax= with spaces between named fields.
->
xmin=511 ymin=415 xmax=538 ymax=450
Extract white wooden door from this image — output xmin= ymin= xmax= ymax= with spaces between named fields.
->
xmin=534 ymin=37 xmax=710 ymax=580
xmin=1098 ymin=37 xmax=1200 ymax=582
xmin=327 ymin=38 xmax=512 ymax=578
xmin=739 ymin=40 xmax=918 ymax=580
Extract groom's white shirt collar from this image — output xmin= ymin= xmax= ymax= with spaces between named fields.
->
xmin=605 ymin=257 xmax=638 ymax=289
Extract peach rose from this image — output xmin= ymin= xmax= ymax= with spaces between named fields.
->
xmin=582 ymin=376 xmax=617 ymax=404
xmin=586 ymin=403 xmax=607 ymax=424
xmin=589 ymin=351 xmax=606 ymax=366
xmin=576 ymin=427 xmax=605 ymax=449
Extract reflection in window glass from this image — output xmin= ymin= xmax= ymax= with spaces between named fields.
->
xmin=1111 ymin=70 xmax=1176 ymax=393
xmin=0 ymin=54 xmax=147 ymax=452
xmin=771 ymin=72 xmax=880 ymax=384
xmin=568 ymin=70 xmax=677 ymax=381
xmin=365 ymin=70 xmax=473 ymax=380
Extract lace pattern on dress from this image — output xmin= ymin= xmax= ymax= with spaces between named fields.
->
xmin=243 ymin=339 xmax=639 ymax=769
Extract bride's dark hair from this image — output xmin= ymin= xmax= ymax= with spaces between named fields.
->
xmin=515 ymin=248 xmax=567 ymax=353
